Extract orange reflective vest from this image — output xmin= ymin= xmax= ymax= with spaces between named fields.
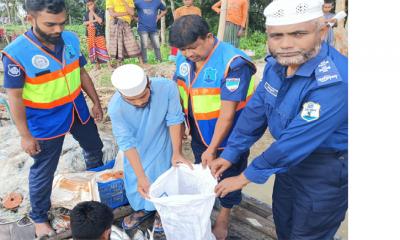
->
xmin=2 ymin=31 xmax=90 ymax=139
xmin=175 ymin=40 xmax=256 ymax=148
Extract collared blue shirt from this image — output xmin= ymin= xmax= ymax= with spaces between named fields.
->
xmin=221 ymin=43 xmax=348 ymax=184
xmin=2 ymin=29 xmax=87 ymax=88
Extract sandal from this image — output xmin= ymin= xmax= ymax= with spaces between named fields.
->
xmin=121 ymin=210 xmax=154 ymax=230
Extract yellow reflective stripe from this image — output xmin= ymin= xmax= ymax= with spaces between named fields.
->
xmin=247 ymin=77 xmax=255 ymax=97
xmin=192 ymin=94 xmax=221 ymax=113
xmin=65 ymin=68 xmax=81 ymax=93
xmin=23 ymin=68 xmax=81 ymax=103
xmin=178 ymin=85 xmax=188 ymax=110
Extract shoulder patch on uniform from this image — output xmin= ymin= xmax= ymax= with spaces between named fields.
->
xmin=315 ymin=57 xmax=342 ymax=86
xmin=301 ymin=101 xmax=320 ymax=122
xmin=7 ymin=64 xmax=21 ymax=77
xmin=226 ymin=78 xmax=240 ymax=92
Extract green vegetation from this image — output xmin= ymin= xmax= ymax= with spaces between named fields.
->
xmin=2 ymin=24 xmax=267 ymax=63
xmin=0 ymin=24 xmax=266 ymax=86
xmin=240 ymin=31 xmax=267 ymax=60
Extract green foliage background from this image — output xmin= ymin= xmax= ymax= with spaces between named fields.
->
xmin=1 ymin=0 xmax=269 ymax=70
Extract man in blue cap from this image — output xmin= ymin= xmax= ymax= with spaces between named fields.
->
xmin=211 ymin=0 xmax=348 ymax=239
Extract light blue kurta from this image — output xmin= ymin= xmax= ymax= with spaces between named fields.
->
xmin=108 ymin=77 xmax=185 ymax=211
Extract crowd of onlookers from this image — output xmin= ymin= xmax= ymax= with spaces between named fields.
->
xmin=84 ymin=0 xmax=250 ymax=69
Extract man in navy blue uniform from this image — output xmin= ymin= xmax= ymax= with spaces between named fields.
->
xmin=211 ymin=0 xmax=348 ymax=239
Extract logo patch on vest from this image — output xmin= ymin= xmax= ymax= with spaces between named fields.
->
xmin=32 ymin=55 xmax=49 ymax=69
xmin=7 ymin=64 xmax=21 ymax=77
xmin=65 ymin=44 xmax=76 ymax=60
xmin=203 ymin=68 xmax=217 ymax=83
xmin=226 ymin=78 xmax=240 ymax=92
xmin=179 ymin=63 xmax=190 ymax=77
xmin=301 ymin=102 xmax=320 ymax=122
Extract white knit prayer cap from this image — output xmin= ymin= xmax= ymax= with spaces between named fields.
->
xmin=111 ymin=64 xmax=147 ymax=97
xmin=264 ymin=0 xmax=324 ymax=26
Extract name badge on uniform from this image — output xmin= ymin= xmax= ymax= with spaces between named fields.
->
xmin=226 ymin=78 xmax=240 ymax=92
xmin=301 ymin=101 xmax=320 ymax=122
xmin=264 ymin=82 xmax=278 ymax=97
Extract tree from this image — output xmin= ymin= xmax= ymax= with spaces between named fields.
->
xmin=65 ymin=0 xmax=85 ymax=24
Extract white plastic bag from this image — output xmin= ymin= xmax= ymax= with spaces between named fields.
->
xmin=149 ymin=164 xmax=217 ymax=240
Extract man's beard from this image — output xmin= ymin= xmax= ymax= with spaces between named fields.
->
xmin=270 ymin=42 xmax=321 ymax=66
xmin=34 ymin=24 xmax=61 ymax=45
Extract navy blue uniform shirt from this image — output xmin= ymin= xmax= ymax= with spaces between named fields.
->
xmin=221 ymin=42 xmax=348 ymax=183
xmin=2 ymin=29 xmax=87 ymax=88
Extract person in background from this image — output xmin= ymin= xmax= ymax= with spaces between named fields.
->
xmin=322 ymin=0 xmax=337 ymax=46
xmin=70 ymin=201 xmax=114 ymax=240
xmin=83 ymin=0 xmax=111 ymax=70
xmin=108 ymin=64 xmax=191 ymax=235
xmin=134 ymin=0 xmax=167 ymax=63
xmin=1 ymin=0 xmax=104 ymax=237
xmin=106 ymin=0 xmax=143 ymax=66
xmin=169 ymin=0 xmax=202 ymax=60
xmin=211 ymin=0 xmax=248 ymax=48
xmin=173 ymin=0 xmax=201 ymax=19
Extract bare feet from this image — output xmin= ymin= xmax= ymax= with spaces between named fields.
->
xmin=212 ymin=207 xmax=230 ymax=240
xmin=107 ymin=62 xmax=113 ymax=70
xmin=35 ymin=222 xmax=56 ymax=238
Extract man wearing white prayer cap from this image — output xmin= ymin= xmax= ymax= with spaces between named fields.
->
xmin=108 ymin=64 xmax=193 ymax=234
xmin=211 ymin=0 xmax=348 ymax=239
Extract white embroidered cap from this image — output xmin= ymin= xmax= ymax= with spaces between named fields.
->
xmin=111 ymin=64 xmax=147 ymax=97
xmin=264 ymin=0 xmax=324 ymax=26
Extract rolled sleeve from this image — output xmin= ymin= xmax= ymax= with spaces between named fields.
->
xmin=165 ymin=81 xmax=185 ymax=126
xmin=2 ymin=54 xmax=25 ymax=88
xmin=221 ymin=57 xmax=254 ymax=102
